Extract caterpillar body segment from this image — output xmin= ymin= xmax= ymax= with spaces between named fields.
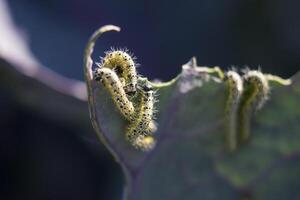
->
xmin=137 ymin=78 xmax=156 ymax=133
xmin=224 ymin=70 xmax=243 ymax=151
xmin=225 ymin=71 xmax=244 ymax=105
xmin=100 ymin=49 xmax=138 ymax=96
xmin=126 ymin=124 xmax=156 ymax=151
xmin=94 ymin=67 xmax=135 ymax=122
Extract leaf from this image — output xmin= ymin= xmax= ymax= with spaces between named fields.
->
xmin=84 ymin=25 xmax=300 ymax=200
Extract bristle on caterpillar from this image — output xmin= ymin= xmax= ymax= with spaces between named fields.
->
xmin=94 ymin=67 xmax=135 ymax=122
xmin=238 ymin=70 xmax=270 ymax=143
xmin=99 ymin=49 xmax=138 ymax=96
xmin=224 ymin=70 xmax=243 ymax=152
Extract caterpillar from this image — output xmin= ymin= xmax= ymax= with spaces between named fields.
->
xmin=237 ymin=70 xmax=269 ymax=143
xmin=126 ymin=78 xmax=157 ymax=151
xmin=94 ymin=67 xmax=135 ymax=122
xmin=136 ymin=78 xmax=157 ymax=133
xmin=94 ymin=57 xmax=157 ymax=151
xmin=98 ymin=49 xmax=138 ymax=96
xmin=224 ymin=70 xmax=243 ymax=152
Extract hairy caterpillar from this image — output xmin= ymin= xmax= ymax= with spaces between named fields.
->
xmin=126 ymin=78 xmax=157 ymax=151
xmin=136 ymin=78 xmax=157 ymax=133
xmin=94 ymin=58 xmax=157 ymax=151
xmin=237 ymin=70 xmax=269 ymax=143
xmin=98 ymin=49 xmax=138 ymax=96
xmin=94 ymin=67 xmax=135 ymax=122
xmin=224 ymin=70 xmax=243 ymax=151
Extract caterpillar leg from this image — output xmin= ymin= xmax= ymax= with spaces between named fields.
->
xmin=94 ymin=67 xmax=135 ymax=122
xmin=243 ymin=70 xmax=269 ymax=110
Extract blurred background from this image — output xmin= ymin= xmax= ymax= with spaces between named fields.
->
xmin=0 ymin=0 xmax=299 ymax=199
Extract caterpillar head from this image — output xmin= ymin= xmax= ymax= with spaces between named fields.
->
xmin=225 ymin=70 xmax=243 ymax=93
xmin=114 ymin=65 xmax=124 ymax=77
xmin=93 ymin=68 xmax=104 ymax=81
xmin=124 ymin=83 xmax=137 ymax=96
xmin=133 ymin=135 xmax=156 ymax=151
xmin=243 ymin=70 xmax=269 ymax=96
xmin=137 ymin=78 xmax=154 ymax=96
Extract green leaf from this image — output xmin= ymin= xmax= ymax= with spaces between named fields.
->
xmin=84 ymin=25 xmax=300 ymax=200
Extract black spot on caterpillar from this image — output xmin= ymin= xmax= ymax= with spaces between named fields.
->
xmin=98 ymin=49 xmax=138 ymax=96
xmin=237 ymin=70 xmax=269 ymax=143
xmin=94 ymin=67 xmax=135 ymax=122
xmin=224 ymin=70 xmax=243 ymax=152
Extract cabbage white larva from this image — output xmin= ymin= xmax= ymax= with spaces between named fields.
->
xmin=126 ymin=78 xmax=157 ymax=151
xmin=224 ymin=70 xmax=243 ymax=151
xmin=237 ymin=70 xmax=269 ymax=143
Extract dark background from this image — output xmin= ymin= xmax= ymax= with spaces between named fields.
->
xmin=1 ymin=0 xmax=300 ymax=199
xmin=8 ymin=0 xmax=300 ymax=80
